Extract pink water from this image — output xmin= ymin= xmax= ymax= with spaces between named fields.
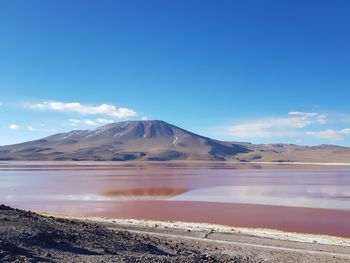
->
xmin=1 ymin=161 xmax=350 ymax=237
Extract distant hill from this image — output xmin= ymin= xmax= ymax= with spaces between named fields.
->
xmin=1 ymin=120 xmax=350 ymax=162
xmin=0 ymin=120 xmax=250 ymax=161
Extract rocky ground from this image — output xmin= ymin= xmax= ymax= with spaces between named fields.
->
xmin=0 ymin=204 xmax=259 ymax=263
xmin=2 ymin=204 xmax=350 ymax=263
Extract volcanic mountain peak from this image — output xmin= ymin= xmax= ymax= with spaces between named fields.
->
xmin=1 ymin=120 xmax=350 ymax=162
xmin=44 ymin=120 xmax=183 ymax=142
xmin=0 ymin=120 xmax=249 ymax=161
xmin=88 ymin=120 xmax=181 ymax=139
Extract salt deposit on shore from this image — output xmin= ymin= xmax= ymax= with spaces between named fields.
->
xmin=41 ymin=212 xmax=350 ymax=247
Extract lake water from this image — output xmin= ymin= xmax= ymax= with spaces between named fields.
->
xmin=1 ymin=161 xmax=350 ymax=237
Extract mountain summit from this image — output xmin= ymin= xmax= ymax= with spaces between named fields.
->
xmin=0 ymin=120 xmax=250 ymax=161
xmin=1 ymin=120 xmax=350 ymax=162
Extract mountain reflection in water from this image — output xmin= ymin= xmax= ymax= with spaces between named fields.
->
xmin=1 ymin=161 xmax=350 ymax=237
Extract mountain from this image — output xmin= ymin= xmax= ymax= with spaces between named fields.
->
xmin=1 ymin=120 xmax=350 ymax=162
xmin=0 ymin=120 xmax=250 ymax=161
xmin=228 ymin=142 xmax=350 ymax=163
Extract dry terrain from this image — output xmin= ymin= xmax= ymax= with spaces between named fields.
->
xmin=1 ymin=205 xmax=350 ymax=263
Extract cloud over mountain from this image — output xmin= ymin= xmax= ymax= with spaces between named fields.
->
xmin=29 ymin=101 xmax=137 ymax=118
xmin=223 ymin=112 xmax=327 ymax=138
xmin=307 ymin=129 xmax=350 ymax=141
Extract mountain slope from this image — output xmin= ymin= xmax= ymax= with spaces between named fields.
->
xmin=1 ymin=120 xmax=350 ymax=162
xmin=233 ymin=142 xmax=350 ymax=163
xmin=0 ymin=120 xmax=250 ymax=161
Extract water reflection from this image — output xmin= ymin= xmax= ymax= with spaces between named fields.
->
xmin=171 ymin=185 xmax=350 ymax=209
xmin=1 ymin=163 xmax=350 ymax=209
xmin=1 ymin=162 xmax=350 ymax=236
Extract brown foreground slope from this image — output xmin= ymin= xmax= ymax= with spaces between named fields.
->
xmin=0 ymin=204 xmax=253 ymax=263
xmin=1 ymin=205 xmax=350 ymax=263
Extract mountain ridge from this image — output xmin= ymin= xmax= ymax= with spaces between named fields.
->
xmin=1 ymin=120 xmax=350 ymax=162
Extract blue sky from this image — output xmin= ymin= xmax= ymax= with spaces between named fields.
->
xmin=1 ymin=0 xmax=350 ymax=146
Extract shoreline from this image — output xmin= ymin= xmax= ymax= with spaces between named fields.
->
xmin=249 ymin=161 xmax=350 ymax=166
xmin=38 ymin=212 xmax=350 ymax=247
xmin=3 ymin=205 xmax=350 ymax=262
xmin=1 ymin=160 xmax=350 ymax=166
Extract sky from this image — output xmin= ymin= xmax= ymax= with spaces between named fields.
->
xmin=1 ymin=0 xmax=350 ymax=146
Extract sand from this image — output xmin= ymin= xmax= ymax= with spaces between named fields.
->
xmin=37 ymin=211 xmax=350 ymax=263
xmin=42 ymin=213 xmax=350 ymax=247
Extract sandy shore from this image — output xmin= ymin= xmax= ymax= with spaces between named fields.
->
xmin=41 ymin=213 xmax=350 ymax=247
xmin=2 ymin=204 xmax=350 ymax=262
xmin=0 ymin=205 xmax=245 ymax=262
xmin=57 ymin=200 xmax=350 ymax=238
xmin=1 ymin=160 xmax=350 ymax=168
xmin=250 ymin=161 xmax=350 ymax=166
xmin=37 ymin=213 xmax=350 ymax=262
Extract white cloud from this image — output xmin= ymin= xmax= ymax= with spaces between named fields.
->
xmin=27 ymin=125 xmax=57 ymax=132
xmin=306 ymin=129 xmax=350 ymax=141
xmin=69 ymin=118 xmax=114 ymax=126
xmin=316 ymin=115 xmax=327 ymax=125
xmin=225 ymin=120 xmax=297 ymax=138
xmin=69 ymin=119 xmax=81 ymax=125
xmin=96 ymin=118 xmax=114 ymax=124
xmin=84 ymin=119 xmax=98 ymax=126
xmin=9 ymin=124 xmax=20 ymax=130
xmin=288 ymin=111 xmax=327 ymax=124
xmin=29 ymin=101 xmax=137 ymax=118
xmin=224 ymin=112 xmax=327 ymax=138
xmin=141 ymin=117 xmax=148 ymax=121
xmin=288 ymin=111 xmax=318 ymax=117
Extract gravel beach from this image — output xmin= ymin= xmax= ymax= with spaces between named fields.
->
xmin=1 ymin=204 xmax=350 ymax=263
